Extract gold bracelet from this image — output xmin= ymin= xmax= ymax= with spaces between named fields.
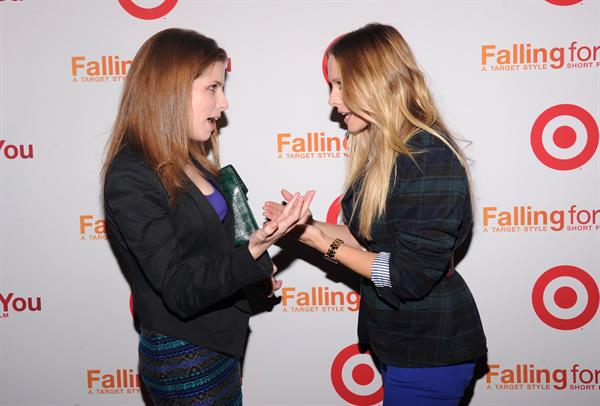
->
xmin=324 ymin=238 xmax=344 ymax=263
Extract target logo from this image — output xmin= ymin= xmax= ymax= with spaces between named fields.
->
xmin=322 ymin=35 xmax=346 ymax=84
xmin=532 ymin=265 xmax=599 ymax=330
xmin=129 ymin=293 xmax=135 ymax=317
xmin=326 ymin=195 xmax=343 ymax=224
xmin=545 ymin=0 xmax=583 ymax=5
xmin=531 ymin=104 xmax=599 ymax=170
xmin=331 ymin=344 xmax=383 ymax=405
xmin=118 ymin=0 xmax=178 ymax=20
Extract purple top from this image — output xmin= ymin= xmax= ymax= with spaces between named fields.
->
xmin=204 ymin=184 xmax=228 ymax=222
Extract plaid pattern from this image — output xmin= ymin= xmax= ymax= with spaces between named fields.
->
xmin=219 ymin=165 xmax=259 ymax=246
xmin=343 ymin=131 xmax=487 ymax=367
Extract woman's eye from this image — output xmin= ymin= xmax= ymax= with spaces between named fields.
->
xmin=208 ymin=85 xmax=217 ymax=93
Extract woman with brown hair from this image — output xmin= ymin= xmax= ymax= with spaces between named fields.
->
xmin=103 ymin=28 xmax=313 ymax=405
xmin=265 ymin=23 xmax=486 ymax=405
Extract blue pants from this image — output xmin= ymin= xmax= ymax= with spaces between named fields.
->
xmin=381 ymin=362 xmax=475 ymax=406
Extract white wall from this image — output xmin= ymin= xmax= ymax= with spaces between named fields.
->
xmin=1 ymin=1 xmax=598 ymax=405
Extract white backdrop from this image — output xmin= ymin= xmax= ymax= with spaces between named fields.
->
xmin=1 ymin=1 xmax=599 ymax=405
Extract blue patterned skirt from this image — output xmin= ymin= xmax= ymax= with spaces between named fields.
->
xmin=138 ymin=328 xmax=242 ymax=406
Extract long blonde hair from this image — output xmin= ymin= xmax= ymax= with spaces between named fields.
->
xmin=102 ymin=28 xmax=227 ymax=202
xmin=328 ymin=23 xmax=469 ymax=239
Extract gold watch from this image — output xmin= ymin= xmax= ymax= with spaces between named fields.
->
xmin=324 ymin=238 xmax=344 ymax=263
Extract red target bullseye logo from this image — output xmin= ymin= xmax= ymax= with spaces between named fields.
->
xmin=326 ymin=195 xmax=343 ymax=224
xmin=130 ymin=293 xmax=135 ymax=317
xmin=545 ymin=0 xmax=583 ymax=5
xmin=531 ymin=104 xmax=599 ymax=170
xmin=532 ymin=265 xmax=599 ymax=330
xmin=331 ymin=344 xmax=383 ymax=405
xmin=322 ymin=35 xmax=346 ymax=84
xmin=119 ymin=0 xmax=178 ymax=20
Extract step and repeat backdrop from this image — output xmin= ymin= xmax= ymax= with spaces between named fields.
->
xmin=1 ymin=1 xmax=598 ymax=405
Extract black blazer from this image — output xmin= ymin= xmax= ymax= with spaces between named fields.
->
xmin=104 ymin=146 xmax=272 ymax=356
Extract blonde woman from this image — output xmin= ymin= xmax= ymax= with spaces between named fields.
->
xmin=265 ymin=23 xmax=486 ymax=405
xmin=103 ymin=28 xmax=313 ymax=405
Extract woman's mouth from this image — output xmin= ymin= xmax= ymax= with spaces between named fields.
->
xmin=207 ymin=116 xmax=219 ymax=130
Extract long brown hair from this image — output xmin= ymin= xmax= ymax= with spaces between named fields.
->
xmin=102 ymin=28 xmax=227 ymax=201
xmin=328 ymin=23 xmax=469 ymax=239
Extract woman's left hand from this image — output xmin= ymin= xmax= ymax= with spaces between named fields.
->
xmin=248 ymin=191 xmax=314 ymax=258
xmin=264 ymin=189 xmax=314 ymax=226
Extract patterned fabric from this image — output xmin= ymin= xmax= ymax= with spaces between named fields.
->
xmin=342 ymin=131 xmax=487 ymax=367
xmin=138 ymin=328 xmax=242 ymax=406
xmin=370 ymin=252 xmax=392 ymax=288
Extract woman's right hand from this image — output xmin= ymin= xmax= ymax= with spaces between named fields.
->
xmin=248 ymin=191 xmax=314 ymax=259
xmin=263 ymin=189 xmax=314 ymax=225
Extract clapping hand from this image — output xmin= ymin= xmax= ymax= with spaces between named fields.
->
xmin=263 ymin=189 xmax=314 ymax=226
xmin=248 ymin=190 xmax=315 ymax=258
xmin=263 ymin=189 xmax=324 ymax=248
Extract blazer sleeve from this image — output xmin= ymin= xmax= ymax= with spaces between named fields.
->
xmin=104 ymin=159 xmax=272 ymax=318
xmin=373 ymin=143 xmax=469 ymax=306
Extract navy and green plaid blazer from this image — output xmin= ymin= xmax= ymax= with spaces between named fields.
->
xmin=342 ymin=131 xmax=487 ymax=367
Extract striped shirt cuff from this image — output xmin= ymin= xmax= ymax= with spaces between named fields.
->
xmin=371 ymin=252 xmax=392 ymax=288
